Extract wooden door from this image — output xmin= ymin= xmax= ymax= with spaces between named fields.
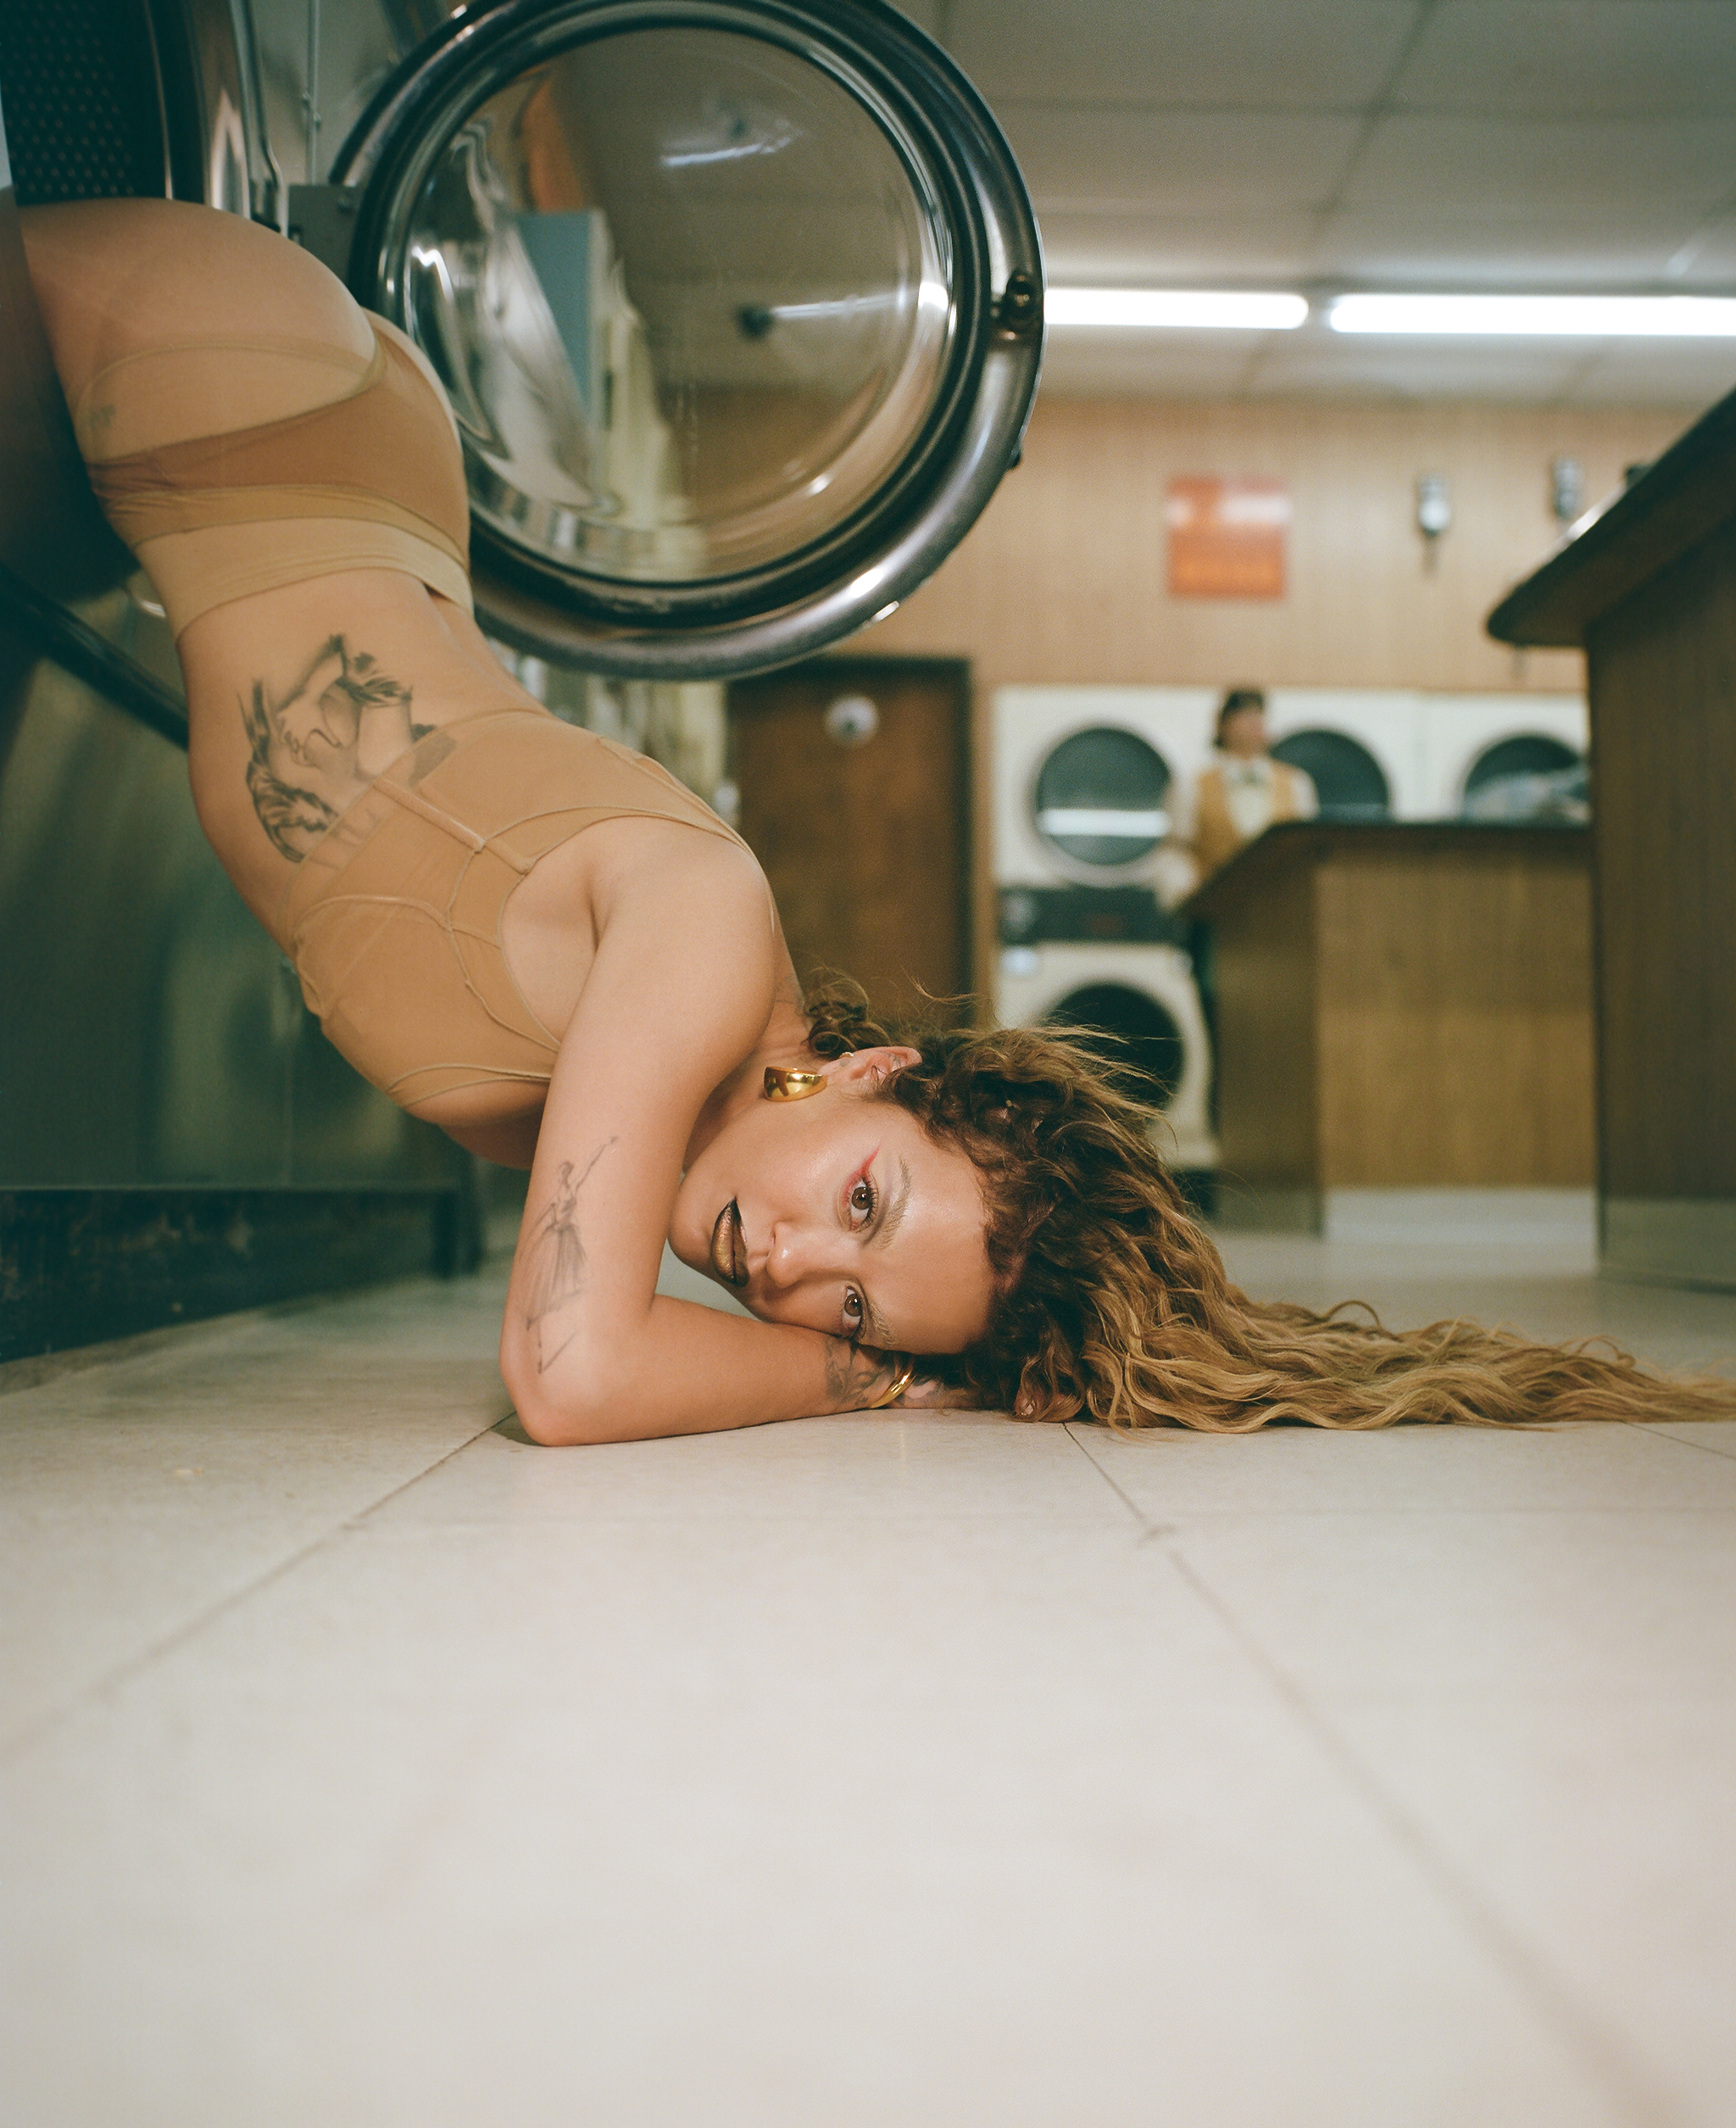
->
xmin=727 ymin=658 xmax=971 ymax=1031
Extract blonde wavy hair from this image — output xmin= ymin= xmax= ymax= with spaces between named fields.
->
xmin=805 ymin=983 xmax=1735 ymax=1431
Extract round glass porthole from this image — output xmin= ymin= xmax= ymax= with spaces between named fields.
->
xmin=1461 ymin=733 xmax=1587 ymax=822
xmin=1032 ymin=727 xmax=1171 ymax=877
xmin=1044 ymin=981 xmax=1185 ymax=1107
xmin=395 ymin=27 xmax=952 ymax=588
xmin=1269 ymin=729 xmax=1390 ymax=820
xmin=1463 ymin=733 xmax=1581 ymax=798
xmin=335 ymin=0 xmax=1043 ymax=678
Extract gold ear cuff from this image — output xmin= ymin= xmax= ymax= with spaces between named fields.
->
xmin=763 ymin=1066 xmax=826 ymax=1101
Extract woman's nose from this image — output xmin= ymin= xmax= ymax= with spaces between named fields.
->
xmin=762 ymin=1222 xmax=832 ymax=1290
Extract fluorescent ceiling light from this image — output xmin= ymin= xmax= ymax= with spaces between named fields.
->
xmin=1046 ymin=287 xmax=1307 ymax=331
xmin=1330 ymin=293 xmax=1736 ymax=337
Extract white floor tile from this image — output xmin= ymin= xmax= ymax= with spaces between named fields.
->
xmin=0 ymin=1278 xmax=508 ymax=1749
xmin=380 ymin=1408 xmax=1126 ymax=1529
xmin=1326 ymin=1693 xmax=1736 ymax=2128
xmin=3 ymin=1500 xmax=1623 ymax=2128
xmin=1075 ymin=1415 xmax=1736 ymax=1518
xmin=6 ymin=1229 xmax=1734 ymax=2127
xmin=1166 ymin=1509 xmax=1736 ymax=1697
xmin=1639 ymin=1418 xmax=1736 ymax=1462
xmin=1217 ymin=1232 xmax=1736 ymax=1379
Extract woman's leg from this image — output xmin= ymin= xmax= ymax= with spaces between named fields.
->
xmin=19 ymin=201 xmax=546 ymax=935
xmin=19 ymin=199 xmax=375 ymax=452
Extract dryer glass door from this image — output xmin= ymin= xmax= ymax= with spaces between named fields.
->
xmin=336 ymin=0 xmax=1042 ymax=677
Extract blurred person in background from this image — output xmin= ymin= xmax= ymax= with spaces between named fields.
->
xmin=1157 ymin=687 xmax=1316 ymax=908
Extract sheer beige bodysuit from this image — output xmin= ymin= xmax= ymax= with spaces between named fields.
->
xmin=77 ymin=309 xmax=748 ymax=1118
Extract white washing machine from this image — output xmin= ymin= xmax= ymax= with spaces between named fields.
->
xmin=997 ymin=685 xmax=1589 ymax=862
xmin=990 ymin=683 xmax=1591 ymax=1178
xmin=1263 ymin=689 xmax=1587 ymax=818
xmin=992 ymin=688 xmax=1220 ymax=1173
xmin=993 ymin=686 xmax=1216 ymax=888
xmin=996 ymin=941 xmax=1218 ymax=1173
xmin=1410 ymin=693 xmax=1588 ymax=813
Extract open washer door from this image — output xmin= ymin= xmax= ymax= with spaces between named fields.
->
xmin=325 ymin=0 xmax=1042 ymax=677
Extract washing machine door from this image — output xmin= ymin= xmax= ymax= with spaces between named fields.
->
xmin=328 ymin=0 xmax=1042 ymax=677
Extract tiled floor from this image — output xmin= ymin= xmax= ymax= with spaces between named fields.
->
xmin=3 ymin=1233 xmax=1734 ymax=2127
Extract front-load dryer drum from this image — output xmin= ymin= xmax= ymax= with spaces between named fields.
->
xmin=331 ymin=0 xmax=1043 ymax=677
xmin=995 ymin=941 xmax=1218 ymax=1176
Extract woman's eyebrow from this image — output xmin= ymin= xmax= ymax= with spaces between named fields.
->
xmin=872 ymin=1157 xmax=914 ymax=1252
xmin=862 ymin=1292 xmax=895 ymax=1349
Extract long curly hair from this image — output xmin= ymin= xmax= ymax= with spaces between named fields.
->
xmin=804 ymin=982 xmax=1735 ymax=1431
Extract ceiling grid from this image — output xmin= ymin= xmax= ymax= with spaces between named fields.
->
xmin=897 ymin=0 xmax=1736 ymax=405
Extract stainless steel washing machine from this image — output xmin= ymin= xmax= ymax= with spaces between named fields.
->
xmin=0 ymin=0 xmax=1043 ymax=677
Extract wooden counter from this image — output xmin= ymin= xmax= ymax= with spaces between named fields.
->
xmin=1183 ymin=822 xmax=1593 ymax=1230
xmin=1488 ymin=382 xmax=1736 ymax=1287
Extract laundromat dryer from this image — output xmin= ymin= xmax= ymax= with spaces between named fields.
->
xmin=992 ymin=688 xmax=1220 ymax=1184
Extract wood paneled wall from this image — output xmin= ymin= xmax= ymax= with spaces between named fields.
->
xmin=865 ymin=395 xmax=1691 ymax=696
xmin=1590 ymin=510 xmax=1736 ymax=1203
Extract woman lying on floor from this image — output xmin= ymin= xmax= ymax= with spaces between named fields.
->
xmin=23 ymin=199 xmax=1729 ymax=1441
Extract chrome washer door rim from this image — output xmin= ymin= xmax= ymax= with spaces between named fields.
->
xmin=332 ymin=0 xmax=1042 ymax=677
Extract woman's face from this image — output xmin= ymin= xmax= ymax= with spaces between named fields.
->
xmin=670 ymin=1050 xmax=996 ymax=1356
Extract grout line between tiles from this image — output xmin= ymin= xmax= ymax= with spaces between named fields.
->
xmin=1160 ymin=1541 xmax=1687 ymax=2128
xmin=1062 ymin=1422 xmax=1171 ymax=1535
xmin=0 ymin=1422 xmax=499 ymax=1769
xmin=1626 ymin=1420 xmax=1736 ymax=1465
xmin=1061 ymin=1424 xmax=1684 ymax=2123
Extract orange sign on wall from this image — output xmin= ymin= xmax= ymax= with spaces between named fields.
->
xmin=1166 ymin=476 xmax=1291 ymax=599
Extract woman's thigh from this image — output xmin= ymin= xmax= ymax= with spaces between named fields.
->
xmin=19 ymin=199 xmax=372 ymax=443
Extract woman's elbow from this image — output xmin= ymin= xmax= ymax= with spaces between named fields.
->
xmin=499 ymin=1335 xmax=633 ymax=1446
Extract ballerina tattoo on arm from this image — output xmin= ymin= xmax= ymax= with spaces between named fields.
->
xmin=521 ymin=1139 xmax=618 ymax=1371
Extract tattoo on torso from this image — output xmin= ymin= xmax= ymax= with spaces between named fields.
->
xmin=521 ymin=1139 xmax=617 ymax=1372
xmin=242 ymin=634 xmax=432 ymax=862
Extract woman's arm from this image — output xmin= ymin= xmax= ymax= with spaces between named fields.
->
xmin=498 ymin=832 xmax=902 ymax=1444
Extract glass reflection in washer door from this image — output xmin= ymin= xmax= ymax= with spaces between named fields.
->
xmin=401 ymin=30 xmax=951 ymax=589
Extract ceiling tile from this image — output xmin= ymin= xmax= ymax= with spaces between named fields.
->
xmin=1311 ymin=204 xmax=1712 ymax=286
xmin=944 ymin=0 xmax=1422 ymax=110
xmin=1037 ymin=335 xmax=1273 ymax=398
xmin=1393 ymin=1 xmax=1736 ymax=118
xmin=1004 ymin=107 xmax=1361 ymax=214
xmin=1562 ymin=341 xmax=1736 ymax=407
xmin=1344 ymin=113 xmax=1736 ymax=215
xmin=1035 ymin=209 xmax=1319 ymax=283
xmin=1246 ymin=333 xmax=1593 ymax=401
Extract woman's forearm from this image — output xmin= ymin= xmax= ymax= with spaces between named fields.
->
xmin=502 ymin=1293 xmax=901 ymax=1445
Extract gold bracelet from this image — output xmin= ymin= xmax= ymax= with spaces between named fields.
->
xmin=868 ymin=1355 xmax=916 ymax=1410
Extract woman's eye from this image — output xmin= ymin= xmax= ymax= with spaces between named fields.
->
xmin=849 ymin=1178 xmax=876 ymax=1222
xmin=843 ymin=1290 xmax=864 ymax=1331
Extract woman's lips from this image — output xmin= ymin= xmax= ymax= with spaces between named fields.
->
xmin=709 ymin=1200 xmax=748 ymax=1287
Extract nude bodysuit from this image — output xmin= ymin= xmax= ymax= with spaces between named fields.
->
xmin=279 ymin=710 xmax=748 ymax=1115
xmin=78 ymin=318 xmax=749 ymax=1116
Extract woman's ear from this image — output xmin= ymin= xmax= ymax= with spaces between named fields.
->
xmin=828 ymin=1045 xmax=921 ymax=1089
